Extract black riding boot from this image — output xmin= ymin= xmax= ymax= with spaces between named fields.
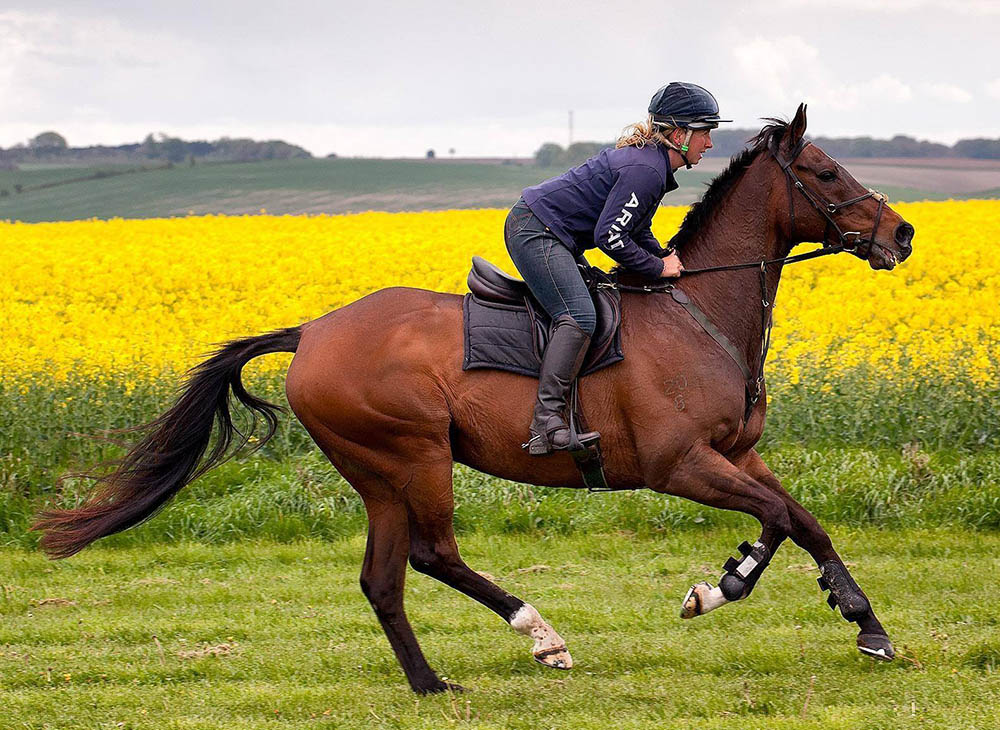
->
xmin=526 ymin=317 xmax=601 ymax=456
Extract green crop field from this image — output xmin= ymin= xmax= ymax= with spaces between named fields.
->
xmin=2 ymin=156 xmax=993 ymax=224
xmin=0 ymin=159 xmax=641 ymax=223
xmin=3 ymin=372 xmax=999 ymax=549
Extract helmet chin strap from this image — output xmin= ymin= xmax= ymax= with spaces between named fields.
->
xmin=663 ymin=128 xmax=695 ymax=169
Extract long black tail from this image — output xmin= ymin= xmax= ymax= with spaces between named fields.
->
xmin=33 ymin=326 xmax=302 ymax=558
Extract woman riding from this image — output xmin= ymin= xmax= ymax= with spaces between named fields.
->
xmin=506 ymin=81 xmax=731 ymax=456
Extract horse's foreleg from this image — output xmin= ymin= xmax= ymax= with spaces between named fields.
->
xmin=405 ymin=462 xmax=572 ymax=670
xmin=653 ymin=446 xmax=791 ymax=619
xmin=739 ymin=449 xmax=894 ymax=661
xmin=680 ymin=534 xmax=785 ymax=619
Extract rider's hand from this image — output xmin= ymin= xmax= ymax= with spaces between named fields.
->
xmin=660 ymin=252 xmax=684 ymax=278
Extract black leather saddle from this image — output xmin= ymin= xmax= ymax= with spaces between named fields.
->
xmin=462 ymin=256 xmax=624 ymax=378
xmin=466 ymin=256 xmax=532 ymax=303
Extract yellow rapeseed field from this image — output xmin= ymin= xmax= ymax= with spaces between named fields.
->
xmin=1 ymin=200 xmax=997 ymax=388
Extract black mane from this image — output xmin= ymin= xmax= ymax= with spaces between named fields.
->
xmin=668 ymin=118 xmax=790 ymax=250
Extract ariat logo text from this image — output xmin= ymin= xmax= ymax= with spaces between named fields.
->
xmin=606 ymin=192 xmax=639 ymax=249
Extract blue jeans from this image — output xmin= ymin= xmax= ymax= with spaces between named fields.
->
xmin=504 ymin=198 xmax=597 ymax=336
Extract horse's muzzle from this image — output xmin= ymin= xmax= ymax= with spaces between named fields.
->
xmin=894 ymin=222 xmax=914 ymax=261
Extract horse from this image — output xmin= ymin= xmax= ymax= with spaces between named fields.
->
xmin=35 ymin=104 xmax=915 ymax=694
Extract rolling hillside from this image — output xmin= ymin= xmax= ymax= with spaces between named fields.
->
xmin=1 ymin=156 xmax=995 ymax=224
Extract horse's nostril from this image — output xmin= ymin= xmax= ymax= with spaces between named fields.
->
xmin=895 ymin=222 xmax=914 ymax=246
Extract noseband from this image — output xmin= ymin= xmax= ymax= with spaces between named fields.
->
xmin=607 ymin=136 xmax=889 ymax=423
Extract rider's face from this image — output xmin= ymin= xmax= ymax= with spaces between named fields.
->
xmin=670 ymin=128 xmax=713 ymax=165
xmin=685 ymin=129 xmax=713 ymax=164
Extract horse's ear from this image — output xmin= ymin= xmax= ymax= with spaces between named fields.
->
xmin=788 ymin=103 xmax=808 ymax=145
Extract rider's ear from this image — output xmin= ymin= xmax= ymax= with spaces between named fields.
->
xmin=788 ymin=103 xmax=808 ymax=146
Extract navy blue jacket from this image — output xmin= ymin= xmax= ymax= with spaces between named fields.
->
xmin=522 ymin=144 xmax=678 ymax=279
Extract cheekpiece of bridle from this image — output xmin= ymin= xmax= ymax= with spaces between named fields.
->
xmin=606 ymin=135 xmax=888 ymax=423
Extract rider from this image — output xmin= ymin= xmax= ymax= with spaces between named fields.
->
xmin=507 ymin=82 xmax=732 ymax=456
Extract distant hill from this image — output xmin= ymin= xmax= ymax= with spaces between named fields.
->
xmin=0 ymin=132 xmax=311 ymax=168
xmin=535 ymin=131 xmax=1000 ymax=168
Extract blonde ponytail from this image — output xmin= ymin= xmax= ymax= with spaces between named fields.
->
xmin=616 ymin=115 xmax=675 ymax=149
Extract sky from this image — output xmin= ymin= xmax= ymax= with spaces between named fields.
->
xmin=1 ymin=0 xmax=998 ymax=157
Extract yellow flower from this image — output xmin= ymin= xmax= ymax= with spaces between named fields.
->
xmin=0 ymin=201 xmax=996 ymax=388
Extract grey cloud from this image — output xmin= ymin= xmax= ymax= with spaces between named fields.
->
xmin=1 ymin=1 xmax=998 ymax=155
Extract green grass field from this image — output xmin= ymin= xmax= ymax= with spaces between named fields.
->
xmin=2 ymin=529 xmax=998 ymax=729
xmin=2 ymin=157 xmax=988 ymax=224
xmin=2 ymin=369 xmax=998 ymax=727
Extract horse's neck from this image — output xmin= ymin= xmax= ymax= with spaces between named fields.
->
xmin=671 ymin=165 xmax=787 ymax=373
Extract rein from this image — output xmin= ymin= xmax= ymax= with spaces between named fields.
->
xmin=601 ymin=138 xmax=887 ymax=422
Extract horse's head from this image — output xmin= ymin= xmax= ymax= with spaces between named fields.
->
xmin=771 ymin=103 xmax=915 ymax=270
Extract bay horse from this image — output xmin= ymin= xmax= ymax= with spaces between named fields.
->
xmin=35 ymin=104 xmax=915 ymax=694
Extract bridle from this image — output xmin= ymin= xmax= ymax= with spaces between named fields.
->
xmin=770 ymin=136 xmax=887 ymax=258
xmin=604 ymin=135 xmax=889 ymax=422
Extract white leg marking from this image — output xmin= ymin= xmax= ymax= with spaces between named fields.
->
xmin=858 ymin=645 xmax=889 ymax=659
xmin=680 ymin=581 xmax=731 ymax=619
xmin=509 ymin=603 xmax=573 ymax=669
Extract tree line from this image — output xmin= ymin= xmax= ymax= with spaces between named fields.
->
xmin=535 ymin=129 xmax=1000 ymax=167
xmin=0 ymin=131 xmax=311 ymax=168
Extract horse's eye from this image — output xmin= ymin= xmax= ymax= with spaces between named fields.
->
xmin=818 ymin=170 xmax=837 ymax=182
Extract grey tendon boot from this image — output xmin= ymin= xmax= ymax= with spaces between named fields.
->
xmin=526 ymin=316 xmax=601 ymax=456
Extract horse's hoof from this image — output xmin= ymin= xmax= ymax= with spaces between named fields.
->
xmin=533 ymin=645 xmax=573 ymax=670
xmin=857 ymin=633 xmax=895 ymax=661
xmin=414 ymin=680 xmax=467 ymax=695
xmin=680 ymin=581 xmax=728 ymax=619
xmin=680 ymin=583 xmax=704 ymax=618
xmin=510 ymin=603 xmax=571 ymax=669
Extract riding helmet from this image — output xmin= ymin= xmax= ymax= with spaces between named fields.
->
xmin=648 ymin=82 xmax=732 ymax=129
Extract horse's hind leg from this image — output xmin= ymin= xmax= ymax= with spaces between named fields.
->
xmin=405 ymin=461 xmax=572 ymax=670
xmin=739 ymin=449 xmax=894 ymax=660
xmin=356 ymin=493 xmax=462 ymax=694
